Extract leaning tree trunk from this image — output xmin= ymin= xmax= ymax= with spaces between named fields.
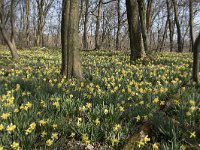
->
xmin=126 ymin=0 xmax=145 ymax=63
xmin=193 ymin=33 xmax=200 ymax=82
xmin=61 ymin=0 xmax=83 ymax=80
xmin=0 ymin=28 xmax=19 ymax=59
xmin=146 ymin=0 xmax=153 ymax=32
xmin=0 ymin=0 xmax=19 ymax=59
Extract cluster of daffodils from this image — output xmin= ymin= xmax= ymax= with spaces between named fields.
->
xmin=0 ymin=48 xmax=199 ymax=149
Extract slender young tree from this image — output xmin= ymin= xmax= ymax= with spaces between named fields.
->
xmin=61 ymin=0 xmax=83 ymax=80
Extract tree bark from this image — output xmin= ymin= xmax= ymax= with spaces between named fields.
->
xmin=0 ymin=0 xmax=19 ymax=59
xmin=35 ymin=0 xmax=54 ymax=47
xmin=193 ymin=33 xmax=200 ymax=82
xmin=126 ymin=0 xmax=145 ymax=63
xmin=25 ymin=0 xmax=30 ymax=47
xmin=61 ymin=0 xmax=83 ymax=80
xmin=166 ymin=0 xmax=173 ymax=52
xmin=116 ymin=0 xmax=121 ymax=50
xmin=146 ymin=0 xmax=153 ymax=32
xmin=171 ymin=0 xmax=183 ymax=52
xmin=189 ymin=0 xmax=195 ymax=52
xmin=137 ymin=0 xmax=148 ymax=52
xmin=95 ymin=0 xmax=102 ymax=50
xmin=36 ymin=0 xmax=44 ymax=47
xmin=159 ymin=20 xmax=168 ymax=52
xmin=83 ymin=0 xmax=89 ymax=50
xmin=146 ymin=0 xmax=153 ymax=49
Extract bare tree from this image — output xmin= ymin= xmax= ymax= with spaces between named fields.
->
xmin=171 ymin=0 xmax=183 ymax=52
xmin=35 ymin=0 xmax=54 ymax=47
xmin=0 ymin=0 xmax=19 ymax=59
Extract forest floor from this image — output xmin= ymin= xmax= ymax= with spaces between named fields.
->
xmin=0 ymin=46 xmax=200 ymax=150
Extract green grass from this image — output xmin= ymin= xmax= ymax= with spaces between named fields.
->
xmin=0 ymin=47 xmax=199 ymax=150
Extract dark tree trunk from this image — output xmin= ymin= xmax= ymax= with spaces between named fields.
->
xmin=83 ymin=0 xmax=89 ymax=50
xmin=193 ymin=33 xmax=200 ymax=82
xmin=171 ymin=0 xmax=183 ymax=52
xmin=166 ymin=0 xmax=173 ymax=52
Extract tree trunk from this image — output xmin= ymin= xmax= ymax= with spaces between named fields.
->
xmin=61 ymin=0 xmax=83 ymax=80
xmin=189 ymin=0 xmax=195 ymax=52
xmin=126 ymin=0 xmax=145 ymax=63
xmin=166 ymin=0 xmax=173 ymax=52
xmin=0 ymin=0 xmax=19 ymax=59
xmin=137 ymin=0 xmax=148 ymax=52
xmin=159 ymin=20 xmax=168 ymax=52
xmin=0 ymin=28 xmax=19 ymax=59
xmin=36 ymin=0 xmax=44 ymax=47
xmin=83 ymin=0 xmax=89 ymax=50
xmin=146 ymin=0 xmax=153 ymax=32
xmin=35 ymin=0 xmax=53 ymax=47
xmin=95 ymin=0 xmax=102 ymax=50
xmin=116 ymin=0 xmax=121 ymax=50
xmin=146 ymin=0 xmax=153 ymax=49
xmin=25 ymin=0 xmax=30 ymax=47
xmin=10 ymin=0 xmax=17 ymax=46
xmin=193 ymin=33 xmax=200 ymax=82
xmin=171 ymin=0 xmax=183 ymax=52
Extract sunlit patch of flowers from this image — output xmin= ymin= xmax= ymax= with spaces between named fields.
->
xmin=0 ymin=48 xmax=199 ymax=149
